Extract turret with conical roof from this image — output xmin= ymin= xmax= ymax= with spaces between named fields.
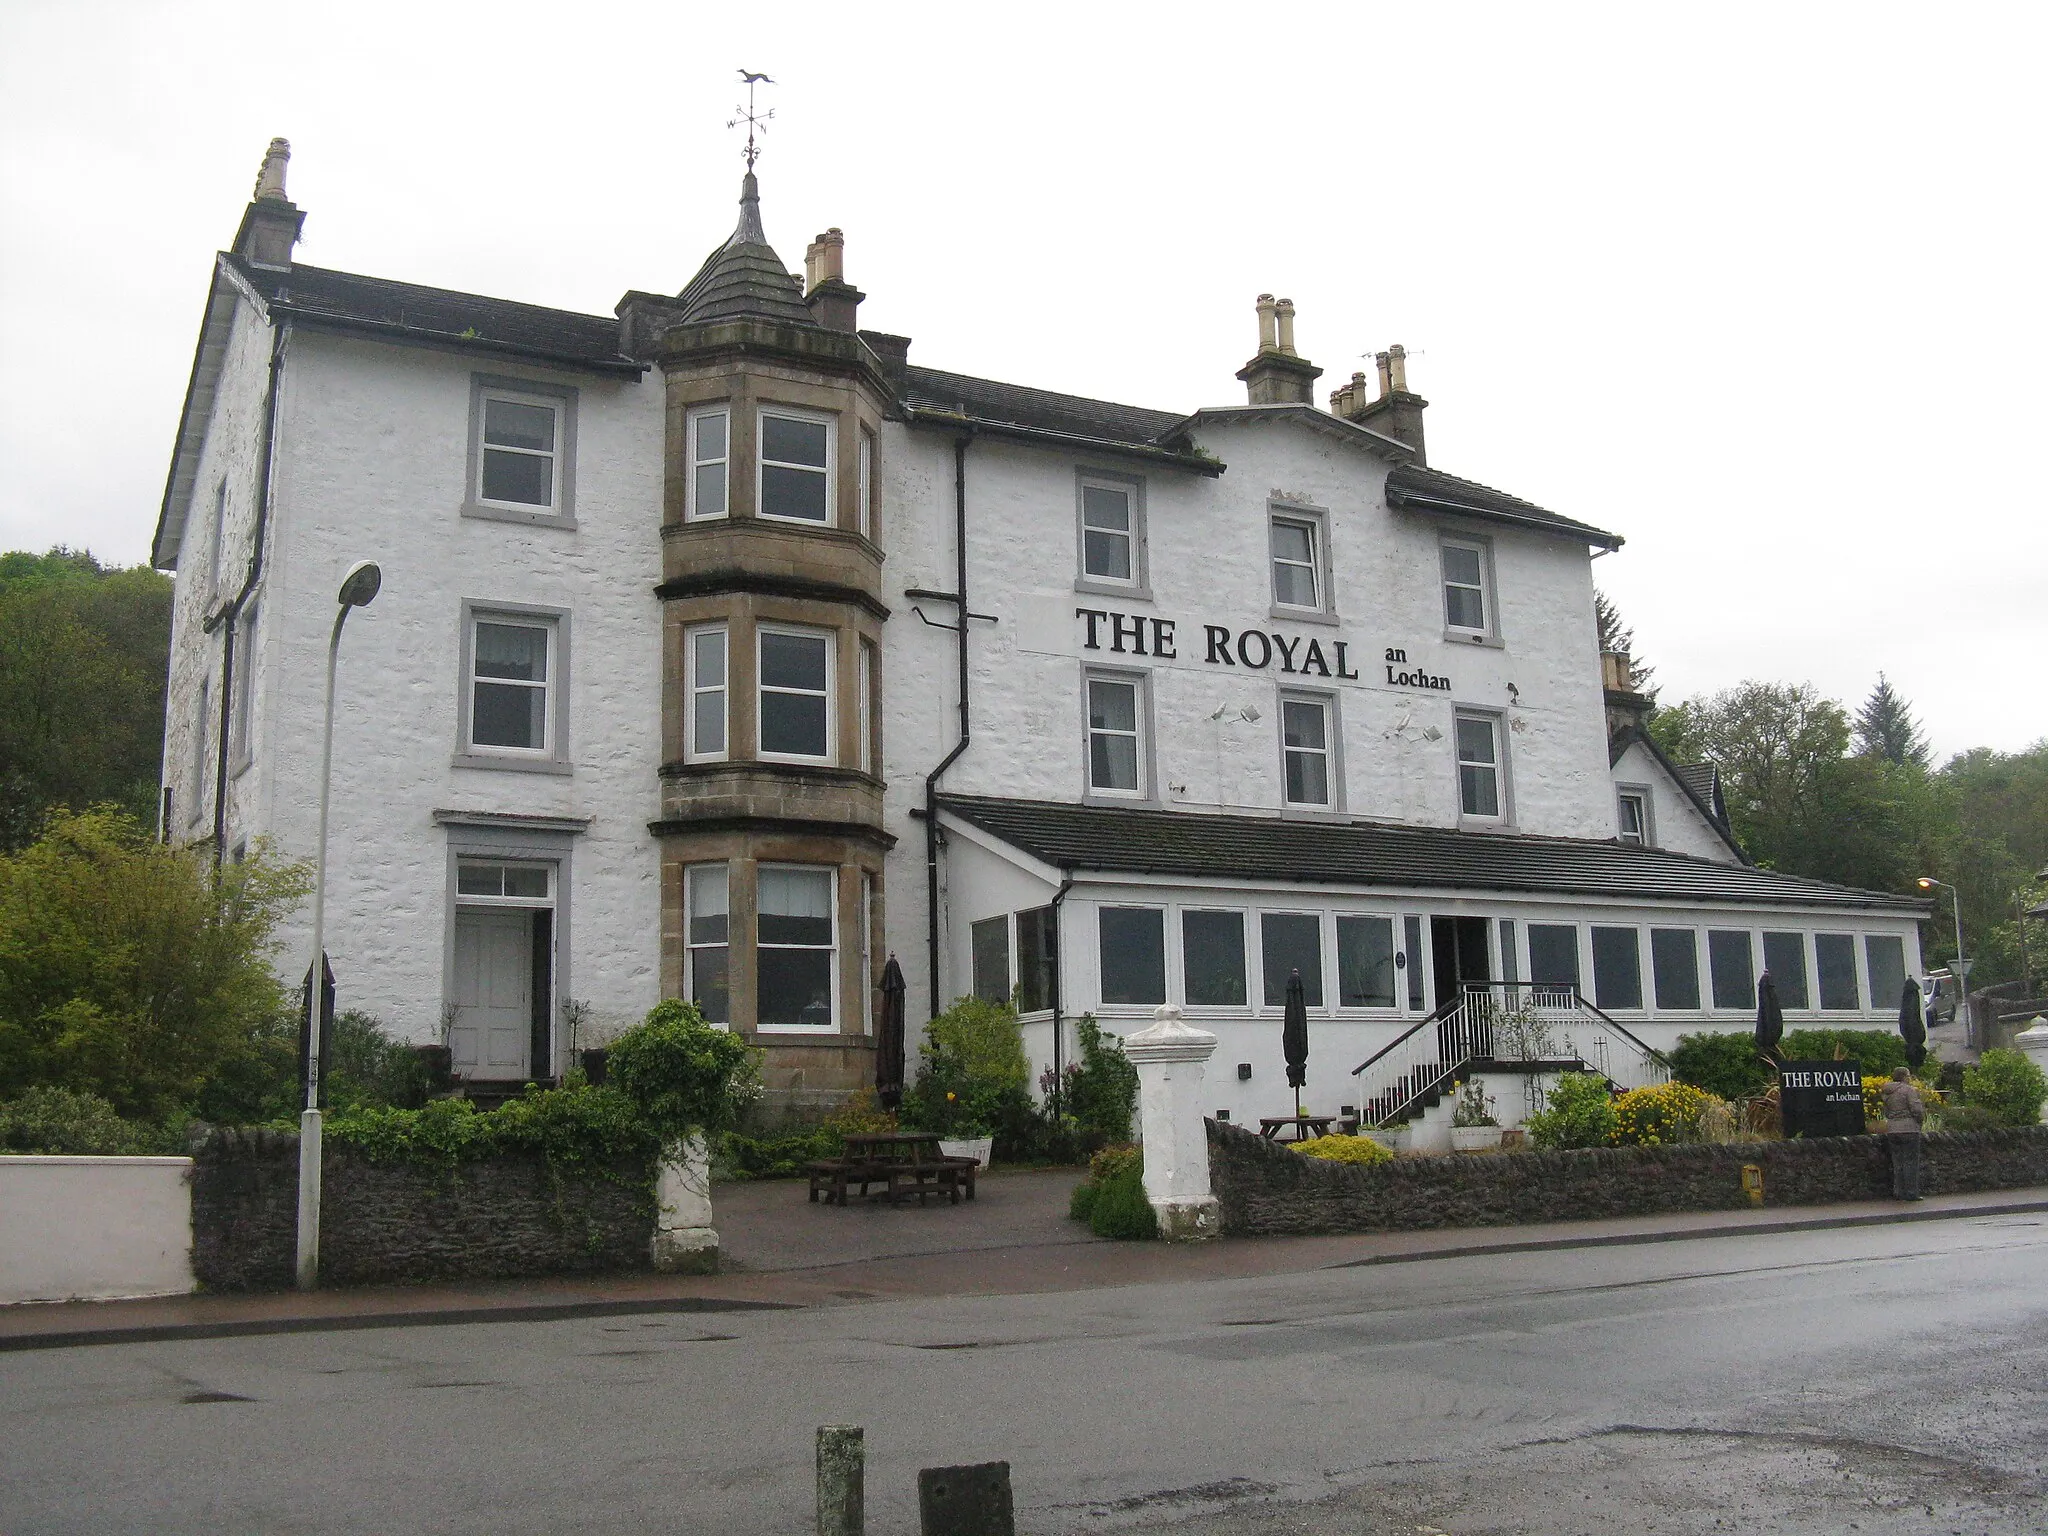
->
xmin=672 ymin=173 xmax=816 ymax=327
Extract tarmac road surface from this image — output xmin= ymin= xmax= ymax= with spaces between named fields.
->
xmin=2 ymin=1210 xmax=2042 ymax=1534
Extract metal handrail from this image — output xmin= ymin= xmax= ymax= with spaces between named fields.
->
xmin=1348 ymin=996 xmax=1461 ymax=1077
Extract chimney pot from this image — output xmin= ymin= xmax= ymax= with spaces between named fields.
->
xmin=1274 ymin=298 xmax=1298 ymax=357
xmin=1255 ymin=294 xmax=1279 ymax=353
xmin=1387 ymin=343 xmax=1409 ymax=394
xmin=252 ymin=137 xmax=291 ymax=202
xmin=235 ymin=137 xmax=305 ymax=270
xmin=817 ymin=227 xmax=845 ymax=286
xmin=1374 ymin=351 xmax=1393 ymax=397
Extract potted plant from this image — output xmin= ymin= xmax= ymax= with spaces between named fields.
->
xmin=1359 ymin=1123 xmax=1410 ymax=1153
xmin=1450 ymin=1079 xmax=1503 ymax=1150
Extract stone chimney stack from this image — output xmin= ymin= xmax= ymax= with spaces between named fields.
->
xmin=1331 ymin=340 xmax=1428 ymax=464
xmin=1602 ymin=649 xmax=1652 ymax=741
xmin=233 ymin=136 xmax=305 ymax=271
xmin=804 ymin=227 xmax=862 ymax=332
xmin=1236 ymin=294 xmax=1322 ymax=406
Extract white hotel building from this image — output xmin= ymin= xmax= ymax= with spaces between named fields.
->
xmin=155 ymin=141 xmax=1925 ymax=1125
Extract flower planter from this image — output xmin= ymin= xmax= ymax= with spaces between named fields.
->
xmin=1450 ymin=1126 xmax=1504 ymax=1151
xmin=938 ymin=1136 xmax=994 ymax=1169
xmin=1360 ymin=1126 xmax=1409 ymax=1154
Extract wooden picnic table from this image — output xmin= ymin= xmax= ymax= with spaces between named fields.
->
xmin=1259 ymin=1115 xmax=1336 ymax=1143
xmin=811 ymin=1131 xmax=978 ymax=1207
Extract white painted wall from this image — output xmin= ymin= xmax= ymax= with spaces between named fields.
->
xmin=1612 ymin=738 xmax=1737 ymax=862
xmin=0 ymin=1157 xmax=196 ymax=1304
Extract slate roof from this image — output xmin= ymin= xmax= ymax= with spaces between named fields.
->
xmin=900 ymin=366 xmax=1189 ymax=448
xmin=224 ymin=254 xmax=640 ymax=375
xmin=1608 ymin=725 xmax=1744 ymax=860
xmin=939 ymin=795 xmax=1924 ymax=912
xmin=1386 ymin=463 xmax=1623 ymax=550
xmin=1676 ymin=762 xmax=1730 ymax=825
xmin=671 ymin=172 xmax=814 ymax=327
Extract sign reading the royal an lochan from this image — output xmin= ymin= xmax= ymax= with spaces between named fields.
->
xmin=1777 ymin=1061 xmax=1866 ymax=1138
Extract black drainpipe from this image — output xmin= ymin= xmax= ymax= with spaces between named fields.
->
xmin=1046 ymin=872 xmax=1075 ymax=1115
xmin=208 ymin=317 xmax=290 ymax=866
xmin=923 ymin=431 xmax=974 ymax=1017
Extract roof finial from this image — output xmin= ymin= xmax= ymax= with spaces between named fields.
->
xmin=728 ymin=70 xmax=775 ymax=172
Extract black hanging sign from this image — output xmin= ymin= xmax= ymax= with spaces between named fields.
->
xmin=1777 ymin=1060 xmax=1865 ymax=1138
xmin=298 ymin=953 xmax=336 ymax=1111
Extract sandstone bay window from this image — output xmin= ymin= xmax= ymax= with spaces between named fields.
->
xmin=1261 ymin=912 xmax=1324 ymax=1007
xmin=1651 ymin=928 xmax=1701 ymax=1009
xmin=1455 ymin=711 xmax=1506 ymax=821
xmin=1763 ymin=931 xmax=1811 ymax=1009
xmin=687 ymin=406 xmax=729 ymax=520
xmin=684 ymin=863 xmax=730 ymax=1025
xmin=1182 ymin=909 xmax=1248 ymax=1007
xmin=757 ymin=865 xmax=835 ymax=1031
xmin=1707 ymin=929 xmax=1755 ymax=1010
xmin=758 ymin=626 xmax=833 ymax=762
xmin=758 ymin=408 xmax=833 ymax=523
xmin=857 ymin=428 xmax=875 ymax=540
xmin=1281 ymin=693 xmax=1335 ymax=808
xmin=1591 ymin=926 xmax=1643 ymax=1010
xmin=1441 ymin=538 xmax=1492 ymax=637
xmin=1085 ymin=671 xmax=1146 ymax=797
xmin=1337 ymin=915 xmax=1398 ymax=1009
xmin=459 ymin=605 xmax=567 ymax=770
xmin=857 ymin=639 xmax=877 ymax=775
xmin=1815 ymin=932 xmax=1861 ymax=1011
xmin=685 ymin=625 xmax=727 ymax=761
xmin=1098 ymin=906 xmax=1166 ymax=1006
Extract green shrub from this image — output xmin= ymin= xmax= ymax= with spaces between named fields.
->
xmin=326 ymin=1010 xmax=432 ymax=1110
xmin=1778 ymin=1028 xmax=1910 ymax=1078
xmin=1670 ymin=1032 xmax=1777 ymax=1100
xmin=721 ymin=1092 xmax=899 ymax=1179
xmin=901 ymin=995 xmax=1031 ymax=1143
xmin=0 ymin=1085 xmax=178 ymax=1154
xmin=1611 ymin=1081 xmax=1722 ymax=1146
xmin=1062 ymin=1016 xmax=1138 ymax=1145
xmin=325 ymin=1085 xmax=657 ymax=1174
xmin=1526 ymin=1073 xmax=1618 ymax=1149
xmin=1068 ymin=1178 xmax=1101 ymax=1221
xmin=1086 ymin=1149 xmax=1157 ymax=1240
xmin=1960 ymin=1049 xmax=2047 ymax=1129
xmin=1293 ymin=1133 xmax=1393 ymax=1165
xmin=926 ymin=995 xmax=1030 ymax=1092
xmin=606 ymin=999 xmax=761 ymax=1144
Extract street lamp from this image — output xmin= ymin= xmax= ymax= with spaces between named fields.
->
xmin=1915 ymin=876 xmax=1970 ymax=1045
xmin=297 ymin=560 xmax=382 ymax=1291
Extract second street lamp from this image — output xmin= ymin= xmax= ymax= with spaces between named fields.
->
xmin=1916 ymin=876 xmax=1969 ymax=1045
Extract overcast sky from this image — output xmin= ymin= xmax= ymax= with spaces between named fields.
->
xmin=3 ymin=1 xmax=2042 ymax=761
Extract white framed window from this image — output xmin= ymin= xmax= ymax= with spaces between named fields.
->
xmin=857 ymin=639 xmax=876 ymax=775
xmin=1455 ymin=710 xmax=1505 ymax=821
xmin=1099 ymin=906 xmax=1167 ymax=1006
xmin=758 ymin=625 xmax=834 ymax=762
xmin=1617 ymin=788 xmax=1649 ymax=845
xmin=1336 ymin=914 xmax=1399 ymax=1008
xmin=857 ymin=428 xmax=875 ymax=539
xmin=685 ymin=624 xmax=727 ymax=762
xmin=972 ymin=915 xmax=1011 ymax=1005
xmin=1269 ymin=512 xmax=1323 ymax=611
xmin=684 ymin=863 xmax=730 ymax=1025
xmin=469 ymin=616 xmax=554 ymax=756
xmin=1085 ymin=671 xmax=1146 ymax=797
xmin=757 ymin=864 xmax=836 ymax=1031
xmin=229 ymin=601 xmax=259 ymax=772
xmin=456 ymin=859 xmax=554 ymax=903
xmin=859 ymin=873 xmax=876 ymax=1035
xmin=1077 ymin=474 xmax=1144 ymax=591
xmin=1280 ymin=693 xmax=1336 ymax=808
xmin=687 ymin=406 xmax=729 ymax=521
xmin=1260 ymin=910 xmax=1325 ymax=1007
xmin=476 ymin=390 xmax=560 ymax=510
xmin=1441 ymin=537 xmax=1492 ymax=636
xmin=1181 ymin=909 xmax=1248 ymax=1006
xmin=758 ymin=407 xmax=834 ymax=524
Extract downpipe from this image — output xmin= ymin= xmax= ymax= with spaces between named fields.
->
xmin=923 ymin=432 xmax=973 ymax=1020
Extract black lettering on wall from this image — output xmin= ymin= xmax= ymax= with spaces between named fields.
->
xmin=1237 ymin=630 xmax=1273 ymax=669
xmin=1271 ymin=633 xmax=1301 ymax=674
xmin=1152 ymin=618 xmax=1177 ymax=659
xmin=1078 ymin=609 xmax=1106 ymax=649
xmin=1300 ymin=639 xmax=1330 ymax=677
xmin=1204 ymin=625 xmax=1234 ymax=664
xmin=1333 ymin=641 xmax=1358 ymax=679
xmin=1111 ymin=612 xmax=1148 ymax=656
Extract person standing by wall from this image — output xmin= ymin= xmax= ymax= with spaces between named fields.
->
xmin=1881 ymin=1066 xmax=1926 ymax=1200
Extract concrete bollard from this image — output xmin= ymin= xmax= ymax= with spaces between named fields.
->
xmin=650 ymin=1133 xmax=718 ymax=1273
xmin=918 ymin=1461 xmax=1013 ymax=1536
xmin=1122 ymin=1003 xmax=1222 ymax=1241
xmin=816 ymin=1425 xmax=863 ymax=1536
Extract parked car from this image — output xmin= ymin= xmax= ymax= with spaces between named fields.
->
xmin=1920 ymin=971 xmax=1958 ymax=1025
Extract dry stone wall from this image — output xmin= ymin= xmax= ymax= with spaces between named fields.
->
xmin=190 ymin=1128 xmax=653 ymax=1290
xmin=1206 ymin=1118 xmax=2048 ymax=1237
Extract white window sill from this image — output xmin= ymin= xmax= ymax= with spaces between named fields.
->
xmin=1268 ymin=605 xmax=1340 ymax=627
xmin=1074 ymin=578 xmax=1153 ymax=602
xmin=1444 ymin=629 xmax=1504 ymax=649
xmin=453 ymin=752 xmax=572 ymax=776
xmin=463 ymin=501 xmax=576 ymax=531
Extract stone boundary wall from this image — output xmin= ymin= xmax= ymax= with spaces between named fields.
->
xmin=1206 ymin=1119 xmax=2048 ymax=1237
xmin=190 ymin=1128 xmax=655 ymax=1290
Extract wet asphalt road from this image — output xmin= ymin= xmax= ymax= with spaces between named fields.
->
xmin=2 ymin=1211 xmax=2043 ymax=1534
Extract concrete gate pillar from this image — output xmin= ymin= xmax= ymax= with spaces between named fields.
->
xmin=1124 ymin=1003 xmax=1222 ymax=1241
xmin=651 ymin=1133 xmax=719 ymax=1272
xmin=2013 ymin=1019 xmax=2048 ymax=1123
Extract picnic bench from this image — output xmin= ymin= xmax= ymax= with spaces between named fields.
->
xmin=808 ymin=1131 xmax=979 ymax=1207
xmin=1259 ymin=1114 xmax=1336 ymax=1143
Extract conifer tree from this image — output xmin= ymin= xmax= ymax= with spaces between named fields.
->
xmin=1852 ymin=673 xmax=1930 ymax=768
xmin=1594 ymin=588 xmax=1657 ymax=699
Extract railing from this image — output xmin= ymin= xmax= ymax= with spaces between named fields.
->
xmin=1348 ymin=983 xmax=1670 ymax=1128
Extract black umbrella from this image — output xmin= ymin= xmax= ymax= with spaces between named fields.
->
xmin=1283 ymin=968 xmax=1309 ymax=1118
xmin=1899 ymin=978 xmax=1927 ymax=1071
xmin=876 ymin=954 xmax=906 ymax=1110
xmin=1754 ymin=971 xmax=1785 ymax=1063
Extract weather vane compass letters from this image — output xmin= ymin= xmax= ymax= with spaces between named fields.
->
xmin=729 ymin=70 xmax=775 ymax=169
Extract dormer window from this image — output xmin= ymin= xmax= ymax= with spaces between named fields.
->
xmin=759 ymin=409 xmax=833 ymax=523
xmin=1618 ymin=789 xmax=1649 ymax=845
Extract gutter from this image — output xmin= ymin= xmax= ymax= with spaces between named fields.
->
xmin=272 ymin=306 xmax=645 ymax=378
xmin=207 ymin=317 xmax=290 ymax=866
xmin=902 ymin=406 xmax=1223 ymax=477
xmin=924 ymin=433 xmax=975 ymax=1018
xmin=1385 ymin=484 xmax=1624 ymax=552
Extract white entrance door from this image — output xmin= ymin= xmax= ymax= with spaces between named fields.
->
xmin=452 ymin=907 xmax=532 ymax=1079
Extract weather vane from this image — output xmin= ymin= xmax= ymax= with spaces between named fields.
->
xmin=729 ymin=70 xmax=775 ymax=170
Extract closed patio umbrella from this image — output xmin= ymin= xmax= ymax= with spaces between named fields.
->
xmin=1899 ymin=978 xmax=1927 ymax=1071
xmin=1755 ymin=971 xmax=1785 ymax=1063
xmin=876 ymin=954 xmax=906 ymax=1110
xmin=1283 ymin=968 xmax=1309 ymax=1118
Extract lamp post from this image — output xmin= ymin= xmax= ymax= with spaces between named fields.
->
xmin=297 ymin=560 xmax=382 ymax=1291
xmin=1916 ymin=876 xmax=1969 ymax=1046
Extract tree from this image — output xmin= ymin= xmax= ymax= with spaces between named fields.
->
xmin=1853 ymin=674 xmax=1930 ymax=768
xmin=1594 ymin=588 xmax=1657 ymax=700
xmin=0 ymin=810 xmax=309 ymax=1122
xmin=0 ymin=548 xmax=173 ymax=849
